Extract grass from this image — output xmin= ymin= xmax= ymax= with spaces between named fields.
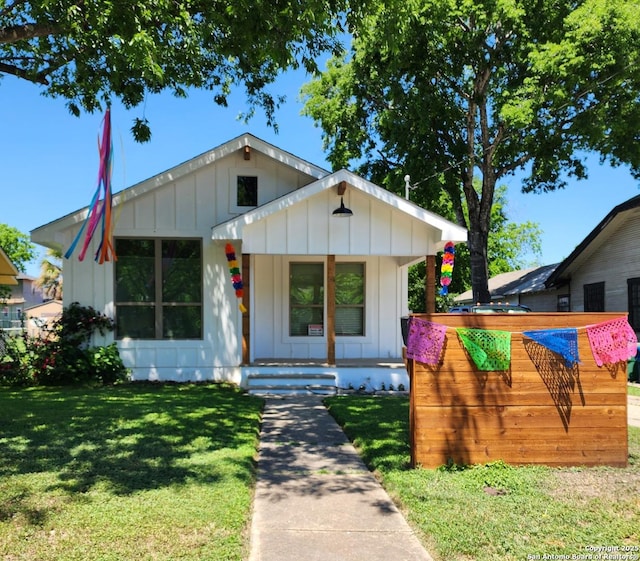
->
xmin=0 ymin=383 xmax=264 ymax=561
xmin=628 ymin=383 xmax=640 ymax=397
xmin=325 ymin=395 xmax=640 ymax=561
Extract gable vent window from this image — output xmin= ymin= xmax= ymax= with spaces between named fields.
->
xmin=237 ymin=176 xmax=258 ymax=207
xmin=584 ymin=281 xmax=605 ymax=312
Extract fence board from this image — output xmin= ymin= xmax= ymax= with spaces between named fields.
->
xmin=408 ymin=312 xmax=630 ymax=468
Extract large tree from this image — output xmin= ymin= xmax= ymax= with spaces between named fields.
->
xmin=302 ymin=0 xmax=640 ymax=303
xmin=0 ymin=224 xmax=36 ymax=273
xmin=0 ymin=0 xmax=365 ymax=140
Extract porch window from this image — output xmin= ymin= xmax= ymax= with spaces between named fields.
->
xmin=114 ymin=238 xmax=202 ymax=339
xmin=289 ymin=263 xmax=324 ymax=336
xmin=335 ymin=263 xmax=365 ymax=336
xmin=584 ymin=281 xmax=605 ymax=312
xmin=289 ymin=261 xmax=365 ymax=337
xmin=628 ymin=278 xmax=640 ymax=332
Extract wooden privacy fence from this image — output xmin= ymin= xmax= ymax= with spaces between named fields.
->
xmin=405 ymin=313 xmax=630 ymax=468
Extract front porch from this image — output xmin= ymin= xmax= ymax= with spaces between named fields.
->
xmin=242 ymin=358 xmax=409 ymax=396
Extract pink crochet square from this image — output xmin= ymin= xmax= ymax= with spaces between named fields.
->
xmin=586 ymin=317 xmax=638 ymax=367
xmin=406 ymin=317 xmax=447 ymax=365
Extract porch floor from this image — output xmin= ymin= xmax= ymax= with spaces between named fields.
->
xmin=250 ymin=358 xmax=406 ymax=369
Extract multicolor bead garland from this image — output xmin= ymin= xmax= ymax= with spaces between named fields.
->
xmin=225 ymin=243 xmax=247 ymax=313
xmin=439 ymin=241 xmax=455 ymax=295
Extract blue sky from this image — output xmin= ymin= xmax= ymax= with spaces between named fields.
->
xmin=2 ymin=70 xmax=639 ymax=278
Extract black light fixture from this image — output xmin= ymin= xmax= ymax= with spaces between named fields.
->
xmin=332 ymin=181 xmax=353 ymax=217
xmin=332 ymin=196 xmax=353 ymax=217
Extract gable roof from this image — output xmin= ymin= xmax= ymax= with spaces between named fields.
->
xmin=0 ymin=246 xmax=19 ymax=286
xmin=211 ymin=168 xmax=467 ymax=254
xmin=454 ymin=263 xmax=558 ymax=303
xmin=545 ymin=194 xmax=640 ymax=287
xmin=32 ymin=133 xmax=330 ymax=248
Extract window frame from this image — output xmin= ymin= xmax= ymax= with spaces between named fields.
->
xmin=114 ymin=237 xmax=203 ymax=340
xmin=287 ymin=260 xmax=366 ymax=338
xmin=628 ymin=278 xmax=640 ymax=333
xmin=229 ymin=168 xmax=266 ymax=213
xmin=288 ymin=261 xmax=325 ymax=337
xmin=583 ymin=281 xmax=605 ymax=312
xmin=557 ymin=294 xmax=570 ymax=312
xmin=335 ymin=262 xmax=366 ymax=337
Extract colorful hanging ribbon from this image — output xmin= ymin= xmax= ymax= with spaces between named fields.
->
xmin=439 ymin=242 xmax=455 ymax=295
xmin=65 ymin=108 xmax=116 ymax=264
xmin=225 ymin=243 xmax=247 ymax=313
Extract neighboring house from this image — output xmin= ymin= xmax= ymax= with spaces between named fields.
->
xmin=545 ymin=193 xmax=640 ymax=332
xmin=1 ymin=273 xmax=46 ymax=330
xmin=31 ymin=133 xmax=467 ymax=390
xmin=453 ymin=264 xmax=562 ymax=311
xmin=24 ymin=300 xmax=63 ymax=338
xmin=0 ymin=246 xmax=18 ymax=287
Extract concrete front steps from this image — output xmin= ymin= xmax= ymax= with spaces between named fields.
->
xmin=247 ymin=373 xmax=337 ymax=397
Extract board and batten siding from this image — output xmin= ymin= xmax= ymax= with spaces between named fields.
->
xmin=59 ymin=147 xmax=318 ymax=381
xmin=251 ymin=254 xmax=407 ymax=361
xmin=568 ymin=210 xmax=640 ymax=312
xmin=242 ymin=188 xmax=442 ymax=259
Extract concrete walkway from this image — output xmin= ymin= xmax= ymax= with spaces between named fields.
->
xmin=248 ymin=397 xmax=434 ymax=561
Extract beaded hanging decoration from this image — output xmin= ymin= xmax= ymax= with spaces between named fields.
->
xmin=225 ymin=243 xmax=247 ymax=313
xmin=586 ymin=316 xmax=637 ymax=366
xmin=439 ymin=242 xmax=455 ymax=295
xmin=406 ymin=317 xmax=448 ymax=365
xmin=457 ymin=328 xmax=511 ymax=371
xmin=523 ymin=328 xmax=580 ymax=367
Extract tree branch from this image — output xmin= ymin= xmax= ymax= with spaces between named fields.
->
xmin=0 ymin=22 xmax=59 ymax=44
xmin=0 ymin=61 xmax=48 ymax=84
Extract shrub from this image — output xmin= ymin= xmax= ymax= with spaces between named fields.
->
xmin=0 ymin=303 xmax=129 ymax=386
xmin=88 ymin=343 xmax=130 ymax=385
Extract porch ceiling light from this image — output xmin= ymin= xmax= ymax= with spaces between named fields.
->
xmin=332 ymin=181 xmax=353 ymax=217
xmin=332 ymin=197 xmax=353 ymax=217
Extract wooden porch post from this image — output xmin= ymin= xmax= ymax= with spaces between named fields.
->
xmin=241 ymin=253 xmax=250 ymax=365
xmin=327 ymin=255 xmax=336 ymax=366
xmin=425 ymin=254 xmax=436 ymax=313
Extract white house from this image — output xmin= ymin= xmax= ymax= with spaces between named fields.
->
xmin=31 ymin=133 xmax=467 ymax=393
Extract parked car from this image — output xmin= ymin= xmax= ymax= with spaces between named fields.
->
xmin=449 ymin=303 xmax=531 ymax=313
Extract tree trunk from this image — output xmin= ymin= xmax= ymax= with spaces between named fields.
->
xmin=468 ymin=228 xmax=490 ymax=304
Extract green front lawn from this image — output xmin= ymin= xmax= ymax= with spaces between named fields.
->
xmin=326 ymin=395 xmax=640 ymax=561
xmin=0 ymin=384 xmax=263 ymax=561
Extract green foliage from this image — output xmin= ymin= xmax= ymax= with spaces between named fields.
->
xmin=0 ymin=303 xmax=129 ymax=386
xmin=87 ymin=343 xmax=129 ymax=385
xmin=56 ymin=301 xmax=115 ymax=348
xmin=408 ymin=184 xmax=542 ymax=308
xmin=0 ymin=1 xmax=366 ymax=139
xmin=35 ymin=247 xmax=63 ymax=301
xmin=302 ymin=0 xmax=640 ymax=301
xmin=0 ymin=224 xmax=36 ymax=273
